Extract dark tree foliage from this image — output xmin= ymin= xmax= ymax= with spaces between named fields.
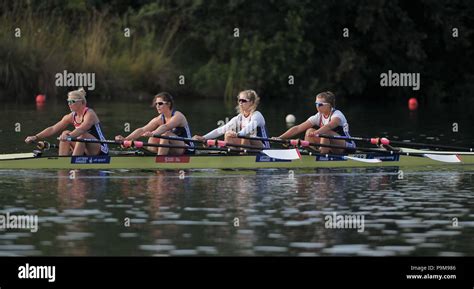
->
xmin=0 ymin=0 xmax=472 ymax=102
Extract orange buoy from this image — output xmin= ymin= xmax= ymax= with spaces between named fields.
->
xmin=408 ymin=97 xmax=418 ymax=111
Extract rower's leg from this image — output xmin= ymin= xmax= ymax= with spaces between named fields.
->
xmin=224 ymin=131 xmax=239 ymax=146
xmin=304 ymin=128 xmax=321 ymax=151
xmin=146 ymin=137 xmax=159 ymax=154
xmin=154 ymin=131 xmax=185 ymax=155
xmin=165 ymin=132 xmax=185 ymax=155
xmin=249 ymin=140 xmax=264 ymax=148
xmin=79 ymin=133 xmax=102 ymax=156
xmin=59 ymin=130 xmax=74 ymax=156
xmin=319 ymin=130 xmax=345 ymax=154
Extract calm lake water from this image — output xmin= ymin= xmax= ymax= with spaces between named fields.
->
xmin=0 ymin=98 xmax=473 ymax=256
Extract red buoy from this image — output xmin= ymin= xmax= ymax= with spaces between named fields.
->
xmin=408 ymin=97 xmax=418 ymax=111
xmin=36 ymin=94 xmax=46 ymax=104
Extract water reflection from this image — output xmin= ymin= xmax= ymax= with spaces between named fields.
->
xmin=0 ymin=168 xmax=473 ymax=256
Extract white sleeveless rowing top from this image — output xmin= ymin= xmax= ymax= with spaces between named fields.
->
xmin=203 ymin=111 xmax=270 ymax=148
xmin=307 ymin=109 xmax=355 ymax=148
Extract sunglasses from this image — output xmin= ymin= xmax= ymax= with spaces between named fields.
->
xmin=155 ymin=101 xmax=167 ymax=106
xmin=238 ymin=99 xmax=250 ymax=103
xmin=315 ymin=101 xmax=330 ymax=107
xmin=67 ymin=99 xmax=83 ymax=105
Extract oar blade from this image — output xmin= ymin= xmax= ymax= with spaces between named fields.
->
xmin=262 ymin=149 xmax=301 ymax=160
xmin=0 ymin=153 xmax=36 ymax=160
xmin=423 ymin=154 xmax=461 ymax=163
xmin=344 ymin=156 xmax=382 ymax=163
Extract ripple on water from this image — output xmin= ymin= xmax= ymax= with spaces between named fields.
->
xmin=424 ymin=230 xmax=461 ymax=237
xmin=322 ymin=244 xmax=369 ymax=255
xmin=170 ymin=249 xmax=199 ymax=256
xmin=289 ymin=242 xmax=325 ymax=249
xmin=56 ymin=232 xmax=93 ymax=241
xmin=196 ymin=246 xmax=218 ymax=255
xmin=119 ymin=233 xmax=138 ymax=238
xmin=375 ymin=246 xmax=416 ymax=255
xmin=183 ymin=207 xmax=226 ymax=212
xmin=284 ymin=218 xmax=321 ymax=227
xmin=253 ymin=246 xmax=288 ymax=253
xmin=61 ymin=209 xmax=106 ymax=216
xmin=438 ymin=252 xmax=464 ymax=257
xmin=139 ymin=244 xmax=176 ymax=252
xmin=0 ymin=232 xmax=31 ymax=240
xmin=0 ymin=244 xmax=40 ymax=256
xmin=356 ymin=250 xmax=396 ymax=256
xmin=151 ymin=220 xmax=227 ymax=226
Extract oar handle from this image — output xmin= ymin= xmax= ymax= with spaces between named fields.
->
xmin=238 ymin=135 xmax=289 ymax=144
xmin=64 ymin=137 xmax=122 ymax=145
xmin=316 ymin=133 xmax=473 ymax=152
xmin=315 ymin=134 xmax=389 ymax=145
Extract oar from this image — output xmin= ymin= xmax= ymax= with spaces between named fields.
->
xmin=238 ymin=136 xmax=462 ymax=163
xmin=316 ymin=133 xmax=474 ymax=152
xmin=238 ymin=135 xmax=384 ymax=154
xmin=238 ymin=136 xmax=382 ymax=163
xmin=63 ymin=137 xmax=301 ymax=160
xmin=300 ymin=146 xmax=381 ymax=163
xmin=153 ymin=134 xmax=262 ymax=150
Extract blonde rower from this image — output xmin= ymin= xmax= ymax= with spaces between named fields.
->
xmin=193 ymin=90 xmax=270 ymax=148
xmin=279 ymin=91 xmax=355 ymax=154
xmin=115 ymin=92 xmax=194 ymax=155
xmin=24 ymin=88 xmax=109 ymax=156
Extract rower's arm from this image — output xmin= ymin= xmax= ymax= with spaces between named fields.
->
xmin=314 ymin=117 xmax=341 ymax=135
xmin=68 ymin=111 xmax=97 ymax=138
xmin=126 ymin=117 xmax=162 ymax=140
xmin=35 ymin=115 xmax=70 ymax=139
xmin=279 ymin=120 xmax=313 ymax=139
xmin=203 ymin=116 xmax=238 ymax=139
xmin=152 ymin=112 xmax=185 ymax=135
xmin=237 ymin=112 xmax=264 ymax=137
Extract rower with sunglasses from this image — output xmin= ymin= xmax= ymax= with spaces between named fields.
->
xmin=193 ymin=90 xmax=270 ymax=148
xmin=278 ymin=91 xmax=355 ymax=154
xmin=25 ymin=88 xmax=109 ymax=156
xmin=115 ymin=92 xmax=194 ymax=155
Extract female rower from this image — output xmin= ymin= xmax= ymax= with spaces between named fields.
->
xmin=24 ymin=88 xmax=109 ymax=156
xmin=193 ymin=90 xmax=270 ymax=148
xmin=115 ymin=92 xmax=194 ymax=155
xmin=278 ymin=91 xmax=355 ymax=154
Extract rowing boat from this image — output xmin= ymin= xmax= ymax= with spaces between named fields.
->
xmin=1 ymin=148 xmax=474 ymax=170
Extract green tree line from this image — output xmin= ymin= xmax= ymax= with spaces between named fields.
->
xmin=0 ymin=0 xmax=472 ymax=103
